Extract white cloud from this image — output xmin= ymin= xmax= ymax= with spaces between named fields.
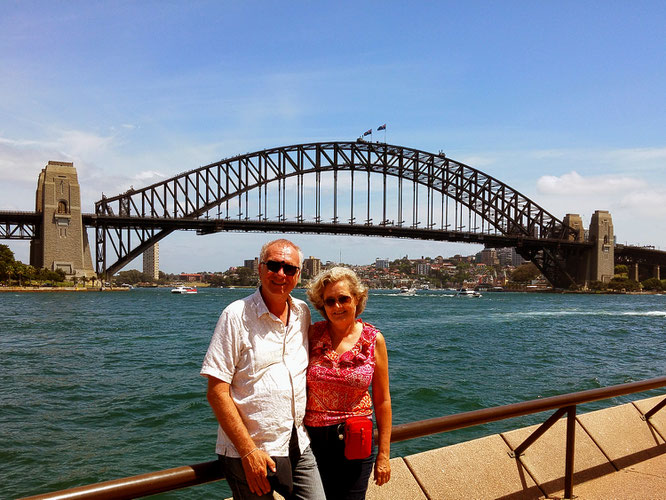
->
xmin=456 ymin=155 xmax=497 ymax=168
xmin=57 ymin=130 xmax=114 ymax=159
xmin=537 ymin=171 xmax=646 ymax=196
xmin=133 ymin=170 xmax=166 ymax=182
xmin=0 ymin=130 xmax=116 ymax=208
xmin=531 ymin=169 xmax=666 ymax=248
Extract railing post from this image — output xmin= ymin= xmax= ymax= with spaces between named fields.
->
xmin=643 ymin=396 xmax=666 ymax=421
xmin=511 ymin=407 xmax=568 ymax=458
xmin=564 ymin=405 xmax=576 ymax=499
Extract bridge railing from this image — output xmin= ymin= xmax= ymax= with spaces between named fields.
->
xmin=20 ymin=375 xmax=666 ymax=500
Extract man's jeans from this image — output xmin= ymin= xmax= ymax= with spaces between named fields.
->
xmin=220 ymin=429 xmax=325 ymax=500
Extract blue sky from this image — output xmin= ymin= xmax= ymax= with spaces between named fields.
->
xmin=2 ymin=1 xmax=665 ymax=273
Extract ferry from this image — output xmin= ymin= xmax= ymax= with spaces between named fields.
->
xmin=171 ymin=285 xmax=198 ymax=294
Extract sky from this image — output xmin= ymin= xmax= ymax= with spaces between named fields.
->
xmin=1 ymin=1 xmax=665 ymax=274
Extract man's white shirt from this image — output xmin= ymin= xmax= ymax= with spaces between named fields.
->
xmin=201 ymin=288 xmax=311 ymax=457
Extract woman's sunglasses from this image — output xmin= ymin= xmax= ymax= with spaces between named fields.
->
xmin=262 ymin=260 xmax=300 ymax=276
xmin=324 ymin=295 xmax=352 ymax=307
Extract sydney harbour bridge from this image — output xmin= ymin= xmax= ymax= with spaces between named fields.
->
xmin=2 ymin=140 xmax=665 ymax=288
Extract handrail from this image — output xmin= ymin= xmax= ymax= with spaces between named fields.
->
xmin=20 ymin=375 xmax=666 ymax=500
xmin=389 ymin=374 xmax=666 ymax=442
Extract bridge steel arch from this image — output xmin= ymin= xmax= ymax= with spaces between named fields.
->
xmin=93 ymin=141 xmax=581 ymax=284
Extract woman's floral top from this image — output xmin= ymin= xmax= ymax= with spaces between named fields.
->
xmin=304 ymin=319 xmax=377 ymax=427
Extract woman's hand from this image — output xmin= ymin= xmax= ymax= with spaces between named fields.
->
xmin=372 ymin=331 xmax=392 ymax=486
xmin=374 ymin=455 xmax=391 ymax=485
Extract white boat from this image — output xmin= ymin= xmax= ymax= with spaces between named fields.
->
xmin=455 ymin=288 xmax=482 ymax=298
xmin=399 ymin=286 xmax=417 ymax=296
xmin=171 ymin=285 xmax=198 ymax=294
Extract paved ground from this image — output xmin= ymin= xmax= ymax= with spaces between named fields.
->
xmin=365 ymin=394 xmax=666 ymax=500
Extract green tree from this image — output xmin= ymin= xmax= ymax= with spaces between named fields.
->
xmin=588 ymin=280 xmax=608 ymax=291
xmin=607 ymin=277 xmax=640 ymax=292
xmin=614 ymin=264 xmax=629 ymax=275
xmin=208 ymin=273 xmax=230 ymax=287
xmin=14 ymin=261 xmax=29 ymax=286
xmin=0 ymin=244 xmax=16 ymax=282
xmin=510 ymin=263 xmax=541 ymax=283
xmin=451 ymin=261 xmax=471 ymax=285
xmin=114 ymin=269 xmax=151 ymax=284
xmin=235 ymin=267 xmax=258 ymax=286
xmin=641 ymin=277 xmax=663 ymax=291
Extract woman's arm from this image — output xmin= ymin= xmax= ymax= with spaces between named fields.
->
xmin=372 ymin=332 xmax=392 ymax=485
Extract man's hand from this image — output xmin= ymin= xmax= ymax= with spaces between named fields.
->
xmin=207 ymin=378 xmax=277 ymax=495
xmin=241 ymin=448 xmax=276 ymax=496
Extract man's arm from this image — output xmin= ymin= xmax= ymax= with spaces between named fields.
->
xmin=207 ymin=376 xmax=276 ymax=495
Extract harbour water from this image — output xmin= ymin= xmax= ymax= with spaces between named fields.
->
xmin=2 ymin=289 xmax=665 ymax=499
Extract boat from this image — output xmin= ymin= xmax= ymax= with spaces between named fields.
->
xmin=398 ymin=286 xmax=417 ymax=296
xmin=171 ymin=285 xmax=198 ymax=294
xmin=454 ymin=288 xmax=482 ymax=298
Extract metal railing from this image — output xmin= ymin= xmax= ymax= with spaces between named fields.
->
xmin=21 ymin=375 xmax=666 ymax=500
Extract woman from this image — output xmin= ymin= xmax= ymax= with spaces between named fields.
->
xmin=305 ymin=267 xmax=392 ymax=500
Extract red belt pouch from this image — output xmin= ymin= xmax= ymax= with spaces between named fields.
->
xmin=344 ymin=416 xmax=373 ymax=460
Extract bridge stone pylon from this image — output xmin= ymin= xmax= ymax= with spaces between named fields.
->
xmin=588 ymin=210 xmax=614 ymax=283
xmin=30 ymin=161 xmax=95 ymax=278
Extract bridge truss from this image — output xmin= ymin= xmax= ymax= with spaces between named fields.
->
xmin=0 ymin=211 xmax=39 ymax=239
xmin=93 ymin=141 xmax=582 ymax=285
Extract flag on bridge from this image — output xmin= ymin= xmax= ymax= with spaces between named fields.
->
xmin=363 ymin=129 xmax=372 ymax=137
xmin=377 ymin=124 xmax=386 ymax=131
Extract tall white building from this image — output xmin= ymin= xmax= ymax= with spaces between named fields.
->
xmin=375 ymin=258 xmax=390 ymax=269
xmin=143 ymin=242 xmax=160 ymax=280
xmin=303 ymin=256 xmax=322 ymax=278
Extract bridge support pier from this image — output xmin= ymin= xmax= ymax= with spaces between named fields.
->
xmin=30 ymin=161 xmax=95 ymax=279
xmin=560 ymin=211 xmax=614 ymax=288
xmin=629 ymin=263 xmax=639 ymax=282
xmin=587 ymin=210 xmax=614 ymax=284
xmin=653 ymin=265 xmax=660 ymax=280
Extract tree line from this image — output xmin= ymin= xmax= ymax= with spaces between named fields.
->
xmin=0 ymin=245 xmax=67 ymax=286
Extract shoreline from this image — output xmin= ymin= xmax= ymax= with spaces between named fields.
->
xmin=0 ymin=286 xmax=129 ymax=293
xmin=1 ymin=285 xmax=662 ymax=295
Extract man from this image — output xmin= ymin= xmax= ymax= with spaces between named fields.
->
xmin=201 ymin=239 xmax=325 ymax=499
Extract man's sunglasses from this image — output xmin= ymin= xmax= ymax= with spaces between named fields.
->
xmin=262 ymin=260 xmax=300 ymax=276
xmin=324 ymin=295 xmax=352 ymax=307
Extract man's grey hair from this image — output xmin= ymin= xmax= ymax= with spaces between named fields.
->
xmin=259 ymin=239 xmax=304 ymax=266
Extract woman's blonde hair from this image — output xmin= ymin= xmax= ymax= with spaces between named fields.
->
xmin=306 ymin=266 xmax=369 ymax=320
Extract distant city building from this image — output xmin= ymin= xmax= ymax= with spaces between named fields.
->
xmin=478 ymin=248 xmax=499 ymax=266
xmin=416 ymin=262 xmax=431 ymax=275
xmin=243 ymin=257 xmax=259 ymax=273
xmin=375 ymin=258 xmax=390 ymax=269
xmin=179 ymin=273 xmax=202 ymax=282
xmin=143 ymin=242 xmax=159 ymax=280
xmin=450 ymin=254 xmax=472 ymax=264
xmin=302 ymin=256 xmax=322 ymax=279
xmin=496 ymin=247 xmax=524 ymax=267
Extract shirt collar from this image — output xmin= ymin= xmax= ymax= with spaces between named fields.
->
xmin=252 ymin=287 xmax=299 ymax=320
